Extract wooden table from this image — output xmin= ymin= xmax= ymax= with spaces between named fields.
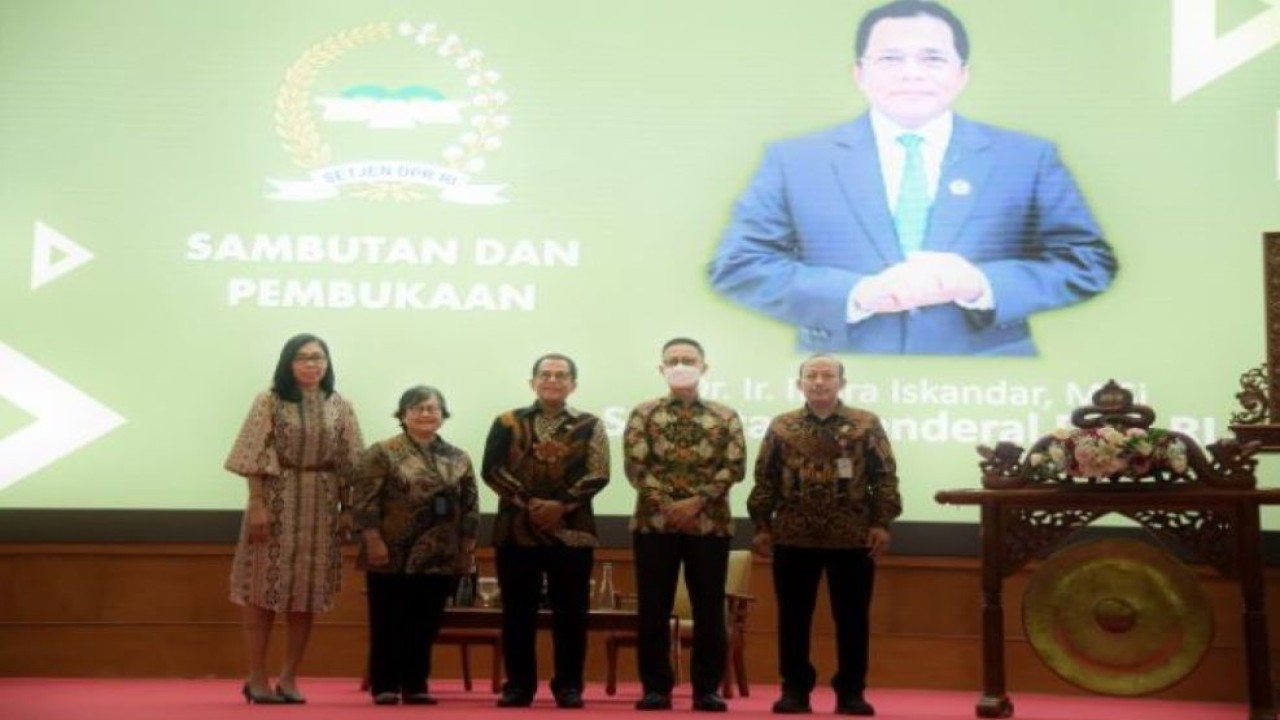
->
xmin=435 ymin=605 xmax=639 ymax=692
xmin=442 ymin=605 xmax=639 ymax=631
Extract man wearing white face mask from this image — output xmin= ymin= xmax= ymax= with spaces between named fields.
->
xmin=624 ymin=337 xmax=747 ymax=713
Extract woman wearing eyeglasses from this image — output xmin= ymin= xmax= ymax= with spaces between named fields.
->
xmin=224 ymin=333 xmax=365 ymax=704
xmin=351 ymin=385 xmax=479 ymax=706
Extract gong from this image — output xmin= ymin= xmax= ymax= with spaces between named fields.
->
xmin=1022 ymin=538 xmax=1213 ymax=696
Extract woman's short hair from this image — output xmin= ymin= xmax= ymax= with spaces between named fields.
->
xmin=394 ymin=385 xmax=451 ymax=429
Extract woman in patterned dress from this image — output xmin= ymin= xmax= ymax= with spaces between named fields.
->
xmin=225 ymin=333 xmax=364 ymax=704
xmin=352 ymin=385 xmax=479 ymax=705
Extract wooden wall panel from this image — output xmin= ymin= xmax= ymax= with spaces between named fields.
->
xmin=1 ymin=544 xmax=1276 ymax=706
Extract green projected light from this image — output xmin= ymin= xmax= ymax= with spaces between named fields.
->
xmin=0 ymin=0 xmax=1278 ymax=528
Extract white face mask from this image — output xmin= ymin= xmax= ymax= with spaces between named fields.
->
xmin=664 ymin=364 xmax=702 ymax=389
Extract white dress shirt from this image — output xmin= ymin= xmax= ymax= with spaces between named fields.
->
xmin=845 ymin=110 xmax=993 ymax=323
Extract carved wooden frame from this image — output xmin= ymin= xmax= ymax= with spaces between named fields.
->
xmin=1232 ymin=232 xmax=1280 ymax=449
xmin=937 ymin=381 xmax=1280 ymax=720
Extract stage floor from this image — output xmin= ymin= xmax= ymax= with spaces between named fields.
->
xmin=0 ymin=678 xmax=1250 ymax=720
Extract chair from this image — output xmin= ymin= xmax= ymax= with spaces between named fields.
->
xmin=359 ymin=626 xmax=503 ymax=694
xmin=359 ymin=578 xmax=505 ymax=695
xmin=604 ymin=549 xmax=755 ymax=697
xmin=436 ymin=628 xmax=503 ymax=693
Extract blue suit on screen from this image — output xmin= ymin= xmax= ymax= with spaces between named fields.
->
xmin=708 ymin=114 xmax=1117 ymax=356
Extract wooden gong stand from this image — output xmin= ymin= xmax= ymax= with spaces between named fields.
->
xmin=937 ymin=374 xmax=1279 ymax=720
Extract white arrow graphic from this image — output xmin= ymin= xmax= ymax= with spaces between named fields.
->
xmin=0 ymin=342 xmax=125 ymax=492
xmin=1172 ymin=0 xmax=1280 ymax=102
xmin=30 ymin=220 xmax=94 ymax=290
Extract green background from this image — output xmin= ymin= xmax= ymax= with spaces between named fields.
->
xmin=1 ymin=0 xmax=1277 ymax=526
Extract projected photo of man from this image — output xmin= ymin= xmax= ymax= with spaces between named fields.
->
xmin=709 ymin=0 xmax=1117 ymax=356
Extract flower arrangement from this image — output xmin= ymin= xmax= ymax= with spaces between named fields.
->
xmin=1026 ymin=426 xmax=1188 ymax=480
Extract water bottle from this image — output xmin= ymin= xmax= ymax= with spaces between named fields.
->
xmin=595 ymin=561 xmax=616 ymax=610
xmin=455 ymin=573 xmax=475 ymax=607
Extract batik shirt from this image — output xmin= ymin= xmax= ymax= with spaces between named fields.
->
xmin=624 ymin=396 xmax=746 ymax=536
xmin=352 ymin=432 xmax=479 ymax=574
xmin=481 ymin=403 xmax=610 ymax=547
xmin=748 ymin=403 xmax=902 ymax=548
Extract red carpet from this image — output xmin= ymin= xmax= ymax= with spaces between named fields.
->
xmin=0 ymin=679 xmax=1247 ymax=720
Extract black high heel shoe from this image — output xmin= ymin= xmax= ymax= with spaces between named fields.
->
xmin=241 ymin=682 xmax=285 ymax=704
xmin=275 ymin=684 xmax=307 ymax=704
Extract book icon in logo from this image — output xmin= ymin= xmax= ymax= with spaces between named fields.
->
xmin=318 ymin=85 xmax=468 ymax=129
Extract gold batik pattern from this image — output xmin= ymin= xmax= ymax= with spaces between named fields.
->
xmin=225 ymin=389 xmax=364 ymax=612
xmin=624 ymin=396 xmax=746 ymax=536
xmin=748 ymin=404 xmax=901 ymax=549
xmin=352 ymin=433 xmax=479 ymax=574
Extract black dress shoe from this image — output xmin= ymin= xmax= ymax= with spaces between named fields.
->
xmin=372 ymin=692 xmax=400 ymax=705
xmin=402 ymin=692 xmax=439 ymax=705
xmin=634 ymin=691 xmax=673 ymax=710
xmin=554 ymin=688 xmax=584 ymax=709
xmin=496 ymin=690 xmax=534 ymax=708
xmin=771 ymin=693 xmax=812 ymax=714
xmin=692 ymin=693 xmax=728 ymax=712
xmin=835 ymin=696 xmax=875 ymax=716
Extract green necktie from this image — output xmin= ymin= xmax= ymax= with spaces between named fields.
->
xmin=894 ymin=133 xmax=929 ymax=255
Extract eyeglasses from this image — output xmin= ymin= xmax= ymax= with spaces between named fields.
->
xmin=535 ymin=371 xmax=573 ymax=382
xmin=862 ymin=52 xmax=957 ymax=71
xmin=406 ymin=403 xmax=443 ymax=416
xmin=662 ymin=357 xmax=701 ymax=367
xmin=293 ymin=352 xmax=328 ymax=364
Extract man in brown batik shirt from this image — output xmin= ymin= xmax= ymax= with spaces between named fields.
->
xmin=749 ymin=354 xmax=902 ymax=716
xmin=481 ymin=353 xmax=609 ymax=709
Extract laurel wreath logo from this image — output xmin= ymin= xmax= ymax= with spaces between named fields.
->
xmin=273 ymin=20 xmax=509 ymax=202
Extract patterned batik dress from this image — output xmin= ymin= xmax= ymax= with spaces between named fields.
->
xmin=225 ymin=389 xmax=364 ymax=613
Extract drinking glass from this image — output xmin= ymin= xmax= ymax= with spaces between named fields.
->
xmin=476 ymin=576 xmax=500 ymax=607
